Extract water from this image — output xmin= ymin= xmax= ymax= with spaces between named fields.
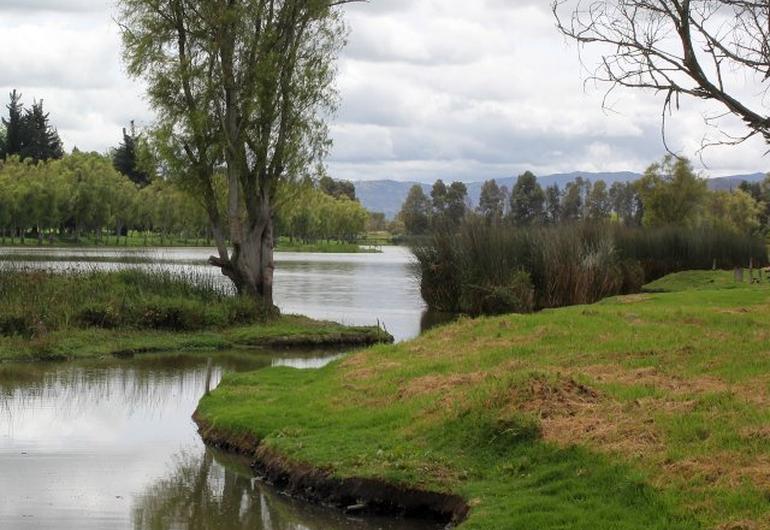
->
xmin=0 ymin=246 xmax=426 ymax=342
xmin=0 ymin=353 xmax=441 ymax=530
xmin=0 ymin=247 xmax=446 ymax=529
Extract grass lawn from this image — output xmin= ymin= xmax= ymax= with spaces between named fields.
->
xmin=197 ymin=271 xmax=770 ymax=529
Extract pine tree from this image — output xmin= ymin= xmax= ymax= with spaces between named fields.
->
xmin=112 ymin=121 xmax=151 ymax=187
xmin=20 ymin=100 xmax=64 ymax=162
xmin=2 ymin=90 xmax=24 ymax=158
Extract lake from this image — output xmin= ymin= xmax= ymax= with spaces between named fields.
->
xmin=0 ymin=246 xmax=427 ymax=342
xmin=0 ymin=247 xmax=445 ymax=530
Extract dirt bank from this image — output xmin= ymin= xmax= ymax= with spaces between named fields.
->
xmin=193 ymin=414 xmax=469 ymax=527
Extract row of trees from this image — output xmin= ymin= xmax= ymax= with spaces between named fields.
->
xmin=0 ymin=152 xmax=369 ymax=245
xmin=277 ymin=183 xmax=368 ymax=244
xmin=0 ymin=153 xmax=207 ymax=243
xmin=398 ymin=157 xmax=768 ymax=236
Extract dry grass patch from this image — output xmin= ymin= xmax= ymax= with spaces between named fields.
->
xmin=398 ymin=372 xmax=487 ymax=400
xmin=665 ymin=453 xmax=770 ymax=490
xmin=582 ymin=364 xmax=730 ymax=395
xmin=508 ymin=375 xmax=664 ymax=457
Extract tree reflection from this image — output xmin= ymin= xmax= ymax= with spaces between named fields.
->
xmin=132 ymin=448 xmax=436 ymax=530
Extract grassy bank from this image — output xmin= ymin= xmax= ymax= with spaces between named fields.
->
xmin=0 ymin=268 xmax=390 ymax=361
xmin=197 ymin=271 xmax=770 ymax=529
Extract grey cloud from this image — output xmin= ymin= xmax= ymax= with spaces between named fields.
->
xmin=0 ymin=0 xmax=765 ymax=179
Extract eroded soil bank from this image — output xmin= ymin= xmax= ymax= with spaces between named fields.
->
xmin=194 ymin=415 xmax=469 ymax=527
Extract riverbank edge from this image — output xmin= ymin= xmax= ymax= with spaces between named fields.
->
xmin=0 ymin=318 xmax=394 ymax=363
xmin=192 ymin=414 xmax=470 ymax=526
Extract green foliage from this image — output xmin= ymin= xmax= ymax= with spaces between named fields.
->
xmin=398 ymin=185 xmax=431 ymax=236
xmin=112 ymin=121 xmax=151 ymax=187
xmin=119 ymin=0 xmax=349 ymax=302
xmin=0 ymin=152 xmax=211 ymax=243
xmin=319 ymin=175 xmax=356 ymax=201
xmin=637 ymin=156 xmax=707 ymax=227
xmin=0 ymin=267 xmax=262 ymax=336
xmin=509 ymin=171 xmax=545 ymax=225
xmin=703 ymin=189 xmax=764 ymax=234
xmin=430 ymin=179 xmax=468 ymax=228
xmin=414 ymin=218 xmax=767 ymax=314
xmin=478 ymin=179 xmax=505 ymax=222
xmin=276 ymin=182 xmax=369 ymax=243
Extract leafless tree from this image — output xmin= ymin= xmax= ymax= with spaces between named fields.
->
xmin=553 ymin=0 xmax=770 ymax=148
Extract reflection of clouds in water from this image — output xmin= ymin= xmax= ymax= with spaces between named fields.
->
xmin=271 ymin=354 xmax=344 ymax=370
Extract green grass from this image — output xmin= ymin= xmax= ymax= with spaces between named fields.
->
xmin=0 ymin=315 xmax=387 ymax=361
xmin=197 ymin=271 xmax=770 ymax=529
xmin=643 ymin=269 xmax=761 ymax=292
xmin=0 ymin=268 xmax=389 ymax=361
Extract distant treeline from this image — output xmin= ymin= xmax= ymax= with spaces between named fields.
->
xmin=0 ymin=153 xmax=369 ymax=245
xmin=409 ymin=156 xmax=770 ymax=315
xmin=397 ymin=156 xmax=769 ymax=237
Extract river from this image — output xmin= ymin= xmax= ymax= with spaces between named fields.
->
xmin=0 ymin=247 xmax=445 ymax=530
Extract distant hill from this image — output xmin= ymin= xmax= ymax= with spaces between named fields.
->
xmin=706 ymin=172 xmax=766 ymax=191
xmin=355 ymin=171 xmax=768 ymax=219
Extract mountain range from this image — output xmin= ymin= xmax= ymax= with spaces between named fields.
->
xmin=355 ymin=171 xmax=769 ymax=219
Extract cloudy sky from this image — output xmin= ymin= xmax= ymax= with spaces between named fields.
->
xmin=1 ymin=0 xmax=767 ymax=181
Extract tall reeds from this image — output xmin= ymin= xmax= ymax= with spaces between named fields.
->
xmin=413 ymin=219 xmax=767 ymax=314
xmin=0 ymin=266 xmax=261 ymax=338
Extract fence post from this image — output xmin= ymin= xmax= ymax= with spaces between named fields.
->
xmin=735 ymin=267 xmax=744 ymax=283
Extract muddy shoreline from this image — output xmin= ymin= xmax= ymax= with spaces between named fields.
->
xmin=193 ymin=414 xmax=469 ymax=527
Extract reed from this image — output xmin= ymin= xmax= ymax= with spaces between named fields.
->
xmin=413 ymin=219 xmax=767 ymax=314
xmin=0 ymin=266 xmax=262 ymax=338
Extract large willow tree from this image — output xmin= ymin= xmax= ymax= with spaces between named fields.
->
xmin=119 ymin=0 xmax=356 ymax=310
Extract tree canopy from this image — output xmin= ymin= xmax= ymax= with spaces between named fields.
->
xmin=0 ymin=90 xmax=63 ymax=162
xmin=119 ymin=0 xmax=356 ymax=308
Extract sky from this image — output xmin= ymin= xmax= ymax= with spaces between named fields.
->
xmin=0 ymin=0 xmax=767 ymax=182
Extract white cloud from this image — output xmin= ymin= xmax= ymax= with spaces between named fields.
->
xmin=0 ymin=0 xmax=766 ymax=179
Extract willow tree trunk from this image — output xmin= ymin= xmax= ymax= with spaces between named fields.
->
xmin=206 ymin=159 xmax=277 ymax=313
xmin=220 ymin=218 xmax=276 ymax=310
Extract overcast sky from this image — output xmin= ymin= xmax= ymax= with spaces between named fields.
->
xmin=1 ymin=0 xmax=767 ymax=181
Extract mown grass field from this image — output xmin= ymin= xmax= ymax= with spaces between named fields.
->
xmin=197 ymin=270 xmax=770 ymax=529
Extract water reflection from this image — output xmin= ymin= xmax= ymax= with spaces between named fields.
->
xmin=0 ymin=355 xmax=439 ymax=530
xmin=133 ymin=448 xmax=438 ymax=530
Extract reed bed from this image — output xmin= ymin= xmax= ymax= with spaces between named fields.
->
xmin=0 ymin=266 xmax=260 ymax=338
xmin=413 ymin=219 xmax=767 ymax=314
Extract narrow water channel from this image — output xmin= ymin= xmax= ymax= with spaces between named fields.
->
xmin=0 ymin=353 xmax=442 ymax=530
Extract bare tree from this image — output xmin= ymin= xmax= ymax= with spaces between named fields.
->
xmin=553 ymin=0 xmax=770 ymax=147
